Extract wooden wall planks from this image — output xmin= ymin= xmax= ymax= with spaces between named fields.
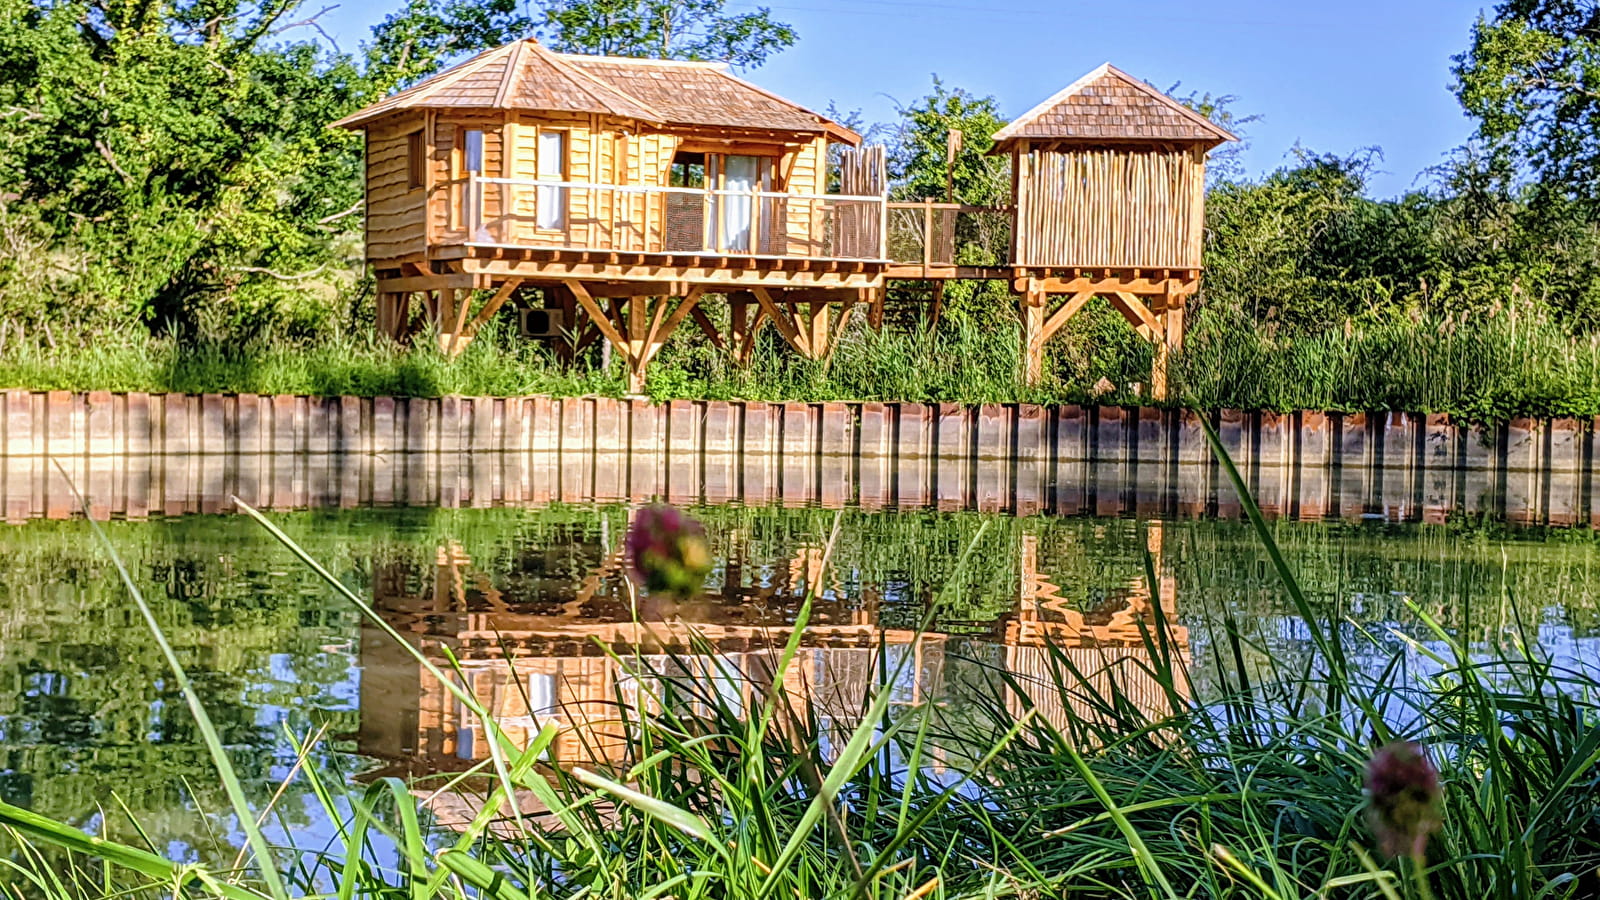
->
xmin=0 ymin=391 xmax=1593 ymax=526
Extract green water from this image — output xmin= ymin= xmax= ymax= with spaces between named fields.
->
xmin=1 ymin=504 xmax=1597 ymax=856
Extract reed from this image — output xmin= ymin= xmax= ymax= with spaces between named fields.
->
xmin=5 ymin=304 xmax=1600 ymax=423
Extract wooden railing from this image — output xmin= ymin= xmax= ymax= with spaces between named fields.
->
xmin=457 ymin=176 xmax=889 ymax=262
xmin=886 ymin=200 xmax=1012 ymax=271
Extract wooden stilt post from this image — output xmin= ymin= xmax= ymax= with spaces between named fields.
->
xmin=1152 ymin=279 xmax=1184 ymax=402
xmin=868 ymin=287 xmax=885 ymax=330
xmin=397 ymin=292 xmax=416 ymax=342
xmin=1151 ymin=318 xmax=1170 ymax=401
xmin=1021 ymin=279 xmax=1045 ymax=386
xmin=626 ymin=295 xmax=649 ymax=394
xmin=807 ymin=302 xmax=829 ymax=359
xmin=731 ymin=293 xmax=752 ymax=363
xmin=928 ymin=281 xmax=945 ymax=330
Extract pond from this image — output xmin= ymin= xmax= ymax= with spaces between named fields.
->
xmin=1 ymin=499 xmax=1598 ymax=860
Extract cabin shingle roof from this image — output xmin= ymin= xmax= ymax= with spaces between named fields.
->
xmin=332 ymin=39 xmax=858 ymax=143
xmin=991 ymin=63 xmax=1237 ymax=147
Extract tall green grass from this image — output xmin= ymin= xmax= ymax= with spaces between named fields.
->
xmin=1174 ymin=304 xmax=1600 ymax=420
xmin=9 ymin=303 xmax=1600 ymax=421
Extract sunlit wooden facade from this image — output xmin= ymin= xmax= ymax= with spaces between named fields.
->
xmin=333 ymin=39 xmax=885 ymax=390
xmin=338 ymin=50 xmax=1232 ymax=395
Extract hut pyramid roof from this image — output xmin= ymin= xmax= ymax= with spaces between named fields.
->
xmin=332 ymin=39 xmax=859 ymax=144
xmin=991 ymin=63 xmax=1237 ymax=147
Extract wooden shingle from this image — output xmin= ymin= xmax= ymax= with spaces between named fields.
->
xmin=991 ymin=63 xmax=1237 ymax=148
xmin=333 ymin=39 xmax=858 ymax=144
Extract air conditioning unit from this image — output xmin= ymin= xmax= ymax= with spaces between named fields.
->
xmin=519 ymin=307 xmax=567 ymax=339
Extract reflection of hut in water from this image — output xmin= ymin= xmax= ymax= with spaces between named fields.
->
xmin=358 ymin=522 xmax=1190 ymax=781
xmin=992 ymin=526 xmax=1190 ymax=731
xmin=360 ymin=538 xmax=940 ymax=776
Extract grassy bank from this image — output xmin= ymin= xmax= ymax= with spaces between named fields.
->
xmin=5 ymin=302 xmax=1600 ymax=422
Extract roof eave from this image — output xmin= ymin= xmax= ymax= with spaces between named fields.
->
xmin=825 ymin=122 xmax=863 ymax=146
xmin=988 ymin=134 xmax=1231 ymax=154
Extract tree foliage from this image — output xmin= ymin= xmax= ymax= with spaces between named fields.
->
xmin=1454 ymin=1 xmax=1600 ymax=207
xmin=368 ymin=0 xmax=795 ymax=90
xmin=0 ymin=0 xmax=368 ymax=339
xmin=541 ymin=0 xmax=796 ymax=66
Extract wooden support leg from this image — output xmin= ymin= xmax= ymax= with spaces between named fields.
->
xmin=1020 ymin=281 xmax=1045 ymax=387
xmin=435 ymin=290 xmax=454 ymax=354
xmin=440 ymin=289 xmax=477 ymax=357
xmin=1152 ymin=280 xmax=1184 ymax=402
xmin=868 ymin=288 xmax=885 ymax=330
xmin=731 ymin=294 xmax=752 ymax=363
xmin=928 ymin=281 xmax=945 ymax=331
xmin=690 ymin=305 xmax=726 ymax=352
xmin=807 ymin=302 xmax=829 ymax=359
xmin=751 ymin=288 xmax=810 ymax=358
xmin=375 ymin=292 xmax=392 ymax=340
xmin=1151 ymin=316 xmax=1170 ymax=401
xmin=626 ymin=295 xmax=648 ymax=393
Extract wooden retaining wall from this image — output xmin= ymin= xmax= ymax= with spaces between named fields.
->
xmin=0 ymin=391 xmax=1595 ymax=526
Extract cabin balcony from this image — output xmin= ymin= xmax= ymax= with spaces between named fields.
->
xmin=447 ymin=175 xmax=889 ymax=266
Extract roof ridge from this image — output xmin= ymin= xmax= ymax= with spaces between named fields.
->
xmin=533 ymin=42 xmax=666 ymax=121
xmin=329 ymin=43 xmax=514 ymax=128
xmin=492 ymin=40 xmax=527 ymax=109
xmin=991 ymin=62 xmax=1236 ymax=144
xmin=1100 ymin=64 xmax=1239 ymax=142
xmin=553 ymin=52 xmax=730 ymax=71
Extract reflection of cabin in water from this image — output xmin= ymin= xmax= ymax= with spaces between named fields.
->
xmin=335 ymin=46 xmax=1234 ymax=394
xmin=356 ymin=526 xmax=1188 ymax=776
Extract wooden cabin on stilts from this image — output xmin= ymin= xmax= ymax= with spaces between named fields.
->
xmin=332 ymin=39 xmax=887 ymax=393
xmin=336 ymin=48 xmax=1232 ymax=398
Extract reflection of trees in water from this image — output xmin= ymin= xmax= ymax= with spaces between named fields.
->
xmin=0 ymin=505 xmax=1596 ymax=850
xmin=0 ymin=517 xmax=364 ymax=859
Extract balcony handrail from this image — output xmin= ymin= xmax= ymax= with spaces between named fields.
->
xmin=459 ymin=173 xmax=889 ymax=261
xmin=467 ymin=174 xmax=887 ymax=205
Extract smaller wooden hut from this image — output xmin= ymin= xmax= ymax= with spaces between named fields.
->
xmin=991 ymin=64 xmax=1236 ymax=391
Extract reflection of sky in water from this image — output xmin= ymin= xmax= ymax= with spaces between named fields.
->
xmin=0 ymin=504 xmax=1595 ymax=861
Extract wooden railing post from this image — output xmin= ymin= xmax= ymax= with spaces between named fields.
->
xmin=922 ymin=200 xmax=933 ymax=273
xmin=883 ymin=190 xmax=896 ymax=257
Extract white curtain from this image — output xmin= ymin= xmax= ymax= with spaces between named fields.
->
xmin=718 ymin=155 xmax=758 ymax=252
xmin=536 ymin=130 xmax=567 ymax=230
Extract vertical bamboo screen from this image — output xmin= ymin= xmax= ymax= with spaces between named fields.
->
xmin=835 ymin=145 xmax=885 ymax=259
xmin=1015 ymin=144 xmax=1205 ymax=268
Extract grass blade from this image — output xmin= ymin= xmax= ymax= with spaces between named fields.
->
xmin=55 ymin=461 xmax=290 ymax=900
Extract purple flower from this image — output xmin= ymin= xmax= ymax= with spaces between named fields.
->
xmin=1365 ymin=741 xmax=1443 ymax=860
xmin=626 ymin=505 xmax=712 ymax=599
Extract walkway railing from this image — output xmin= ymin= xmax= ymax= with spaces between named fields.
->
xmin=886 ymin=200 xmax=1012 ymax=271
xmin=457 ymin=176 xmax=889 ymax=262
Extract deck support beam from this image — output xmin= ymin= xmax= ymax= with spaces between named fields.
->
xmin=1015 ymin=275 xmax=1190 ymax=399
xmin=567 ymin=280 xmax=706 ymax=393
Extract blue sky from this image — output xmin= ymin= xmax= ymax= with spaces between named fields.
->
xmin=315 ymin=0 xmax=1484 ymax=198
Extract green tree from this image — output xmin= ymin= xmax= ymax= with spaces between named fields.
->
xmin=1454 ymin=1 xmax=1600 ymax=207
xmin=890 ymin=78 xmax=1009 ymax=211
xmin=541 ymin=0 xmax=796 ymax=65
xmin=0 ymin=0 xmax=368 ymax=338
xmin=366 ymin=0 xmax=534 ymax=91
xmin=883 ymin=79 xmax=1013 ymax=333
xmin=369 ymin=0 xmax=796 ymax=88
